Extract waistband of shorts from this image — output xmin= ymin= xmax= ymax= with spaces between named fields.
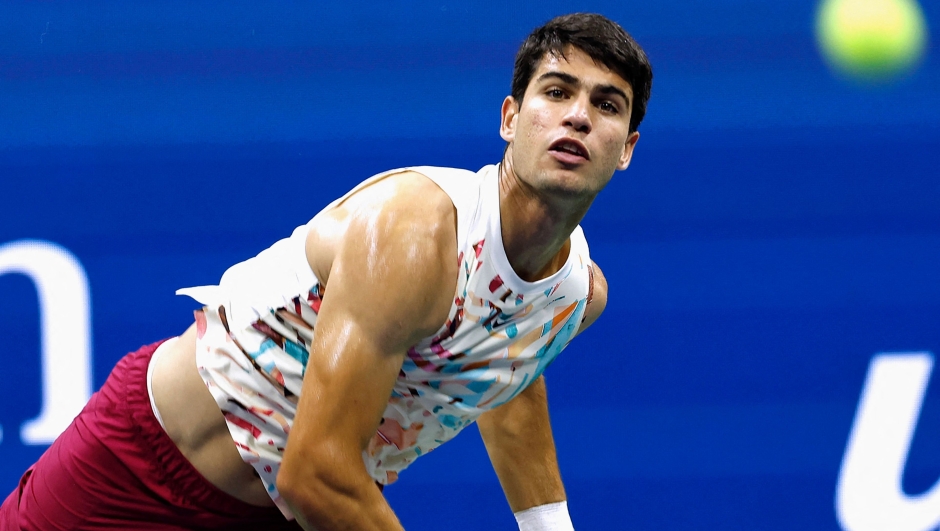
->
xmin=117 ymin=340 xmax=287 ymax=519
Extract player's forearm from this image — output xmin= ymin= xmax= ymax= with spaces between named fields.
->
xmin=477 ymin=377 xmax=567 ymax=512
xmin=478 ymin=423 xmax=567 ymax=512
xmin=278 ymin=466 xmax=405 ymax=530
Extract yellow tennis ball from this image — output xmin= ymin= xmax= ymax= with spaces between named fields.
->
xmin=816 ymin=0 xmax=929 ymax=81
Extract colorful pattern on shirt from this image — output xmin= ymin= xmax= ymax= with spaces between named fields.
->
xmin=181 ymin=165 xmax=592 ymax=519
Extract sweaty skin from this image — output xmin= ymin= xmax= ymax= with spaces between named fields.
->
xmin=151 ymin=44 xmax=626 ymax=530
xmin=152 ymin=172 xmax=457 ymax=519
xmin=497 ymin=46 xmax=638 ymax=282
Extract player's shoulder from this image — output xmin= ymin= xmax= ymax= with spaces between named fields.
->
xmin=385 ymin=168 xmax=457 ymax=211
xmin=342 ymin=169 xmax=455 ymax=221
xmin=321 ymin=170 xmax=459 ymax=336
xmin=306 ymin=169 xmax=458 ymax=281
xmin=408 ymin=165 xmax=480 ymax=182
xmin=311 ymin=170 xmax=454 ymax=237
xmin=355 ymin=170 xmax=456 ymax=245
xmin=590 ymin=261 xmax=609 ymax=308
xmin=577 ymin=261 xmax=609 ymax=335
xmin=352 ymin=170 xmax=458 ymax=280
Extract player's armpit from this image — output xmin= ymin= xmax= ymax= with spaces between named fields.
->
xmin=575 ymin=260 xmax=608 ymax=336
xmin=477 ymin=375 xmax=567 ymax=514
xmin=278 ymin=174 xmax=457 ymax=531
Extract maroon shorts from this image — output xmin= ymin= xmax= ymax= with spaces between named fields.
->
xmin=0 ymin=341 xmax=302 ymax=531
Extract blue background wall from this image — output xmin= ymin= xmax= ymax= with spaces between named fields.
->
xmin=2 ymin=1 xmax=939 ymax=529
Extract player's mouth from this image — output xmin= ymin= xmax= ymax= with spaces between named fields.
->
xmin=548 ymin=138 xmax=590 ymax=165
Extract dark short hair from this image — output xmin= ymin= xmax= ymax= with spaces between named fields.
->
xmin=511 ymin=13 xmax=653 ymax=133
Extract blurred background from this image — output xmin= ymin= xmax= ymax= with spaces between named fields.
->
xmin=2 ymin=1 xmax=939 ymax=529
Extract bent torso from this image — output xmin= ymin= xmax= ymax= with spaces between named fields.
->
xmin=151 ymin=323 xmax=276 ymax=506
xmin=150 ymin=171 xmax=457 ymax=507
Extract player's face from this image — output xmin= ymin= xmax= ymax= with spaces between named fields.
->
xmin=500 ymin=46 xmax=639 ymax=197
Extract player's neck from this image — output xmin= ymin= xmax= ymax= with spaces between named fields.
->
xmin=497 ymin=161 xmax=592 ymax=283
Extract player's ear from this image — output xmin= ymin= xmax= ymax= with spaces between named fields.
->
xmin=500 ymin=96 xmax=519 ymax=142
xmin=617 ymin=131 xmax=640 ymax=171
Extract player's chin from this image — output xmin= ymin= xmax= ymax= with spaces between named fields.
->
xmin=538 ymin=173 xmax=603 ymax=199
xmin=563 ymin=164 xmax=614 ymax=189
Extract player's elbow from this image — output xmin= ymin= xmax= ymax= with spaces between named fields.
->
xmin=276 ymin=463 xmax=327 ymax=521
xmin=276 ymin=445 xmax=359 ymax=523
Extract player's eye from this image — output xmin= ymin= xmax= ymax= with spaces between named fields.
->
xmin=599 ymin=101 xmax=619 ymax=114
xmin=547 ymin=88 xmax=566 ymax=99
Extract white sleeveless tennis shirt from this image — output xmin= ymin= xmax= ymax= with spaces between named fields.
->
xmin=177 ymin=164 xmax=592 ymax=518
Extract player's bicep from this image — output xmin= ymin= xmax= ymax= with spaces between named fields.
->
xmin=284 ymin=186 xmax=457 ymax=467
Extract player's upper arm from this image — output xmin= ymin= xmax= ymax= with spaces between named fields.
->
xmin=279 ymin=172 xmax=457 ymax=496
xmin=576 ymin=261 xmax=608 ymax=336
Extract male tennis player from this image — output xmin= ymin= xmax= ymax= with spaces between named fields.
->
xmin=1 ymin=12 xmax=652 ymax=531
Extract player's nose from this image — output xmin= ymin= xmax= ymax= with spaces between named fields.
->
xmin=562 ymin=94 xmax=592 ymax=134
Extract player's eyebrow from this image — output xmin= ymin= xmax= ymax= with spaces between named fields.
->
xmin=596 ymin=85 xmax=631 ymax=107
xmin=536 ymin=71 xmax=631 ymax=107
xmin=537 ymin=71 xmax=580 ymax=87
